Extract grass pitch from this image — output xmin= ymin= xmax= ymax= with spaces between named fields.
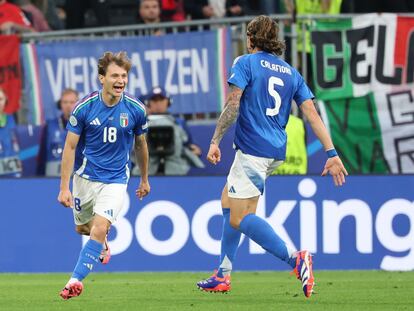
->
xmin=0 ymin=271 xmax=413 ymax=311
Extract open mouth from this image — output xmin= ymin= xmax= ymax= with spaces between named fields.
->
xmin=114 ymin=86 xmax=124 ymax=93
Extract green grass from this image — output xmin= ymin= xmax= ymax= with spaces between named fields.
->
xmin=0 ymin=271 xmax=413 ymax=311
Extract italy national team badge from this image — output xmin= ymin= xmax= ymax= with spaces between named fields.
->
xmin=120 ymin=113 xmax=129 ymax=128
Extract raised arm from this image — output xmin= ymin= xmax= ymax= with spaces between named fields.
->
xmin=207 ymin=85 xmax=243 ymax=164
xmin=58 ymin=131 xmax=80 ymax=207
xmin=134 ymin=134 xmax=150 ymax=200
xmin=300 ymin=99 xmax=348 ymax=186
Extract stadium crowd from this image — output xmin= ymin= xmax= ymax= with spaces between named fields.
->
xmin=2 ymin=0 xmax=414 ymax=33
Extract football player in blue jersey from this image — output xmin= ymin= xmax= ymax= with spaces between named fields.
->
xmin=197 ymin=16 xmax=348 ymax=298
xmin=57 ymin=51 xmax=150 ymax=300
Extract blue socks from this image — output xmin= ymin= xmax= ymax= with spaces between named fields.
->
xmin=239 ymin=214 xmax=296 ymax=268
xmin=71 ymin=239 xmax=103 ymax=281
xmin=217 ymin=208 xmax=241 ymax=277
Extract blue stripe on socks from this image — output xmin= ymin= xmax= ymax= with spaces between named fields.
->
xmin=239 ymin=214 xmax=294 ymax=267
xmin=217 ymin=208 xmax=241 ymax=278
xmin=71 ymin=239 xmax=103 ymax=281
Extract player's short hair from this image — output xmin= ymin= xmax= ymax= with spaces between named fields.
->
xmin=247 ymin=15 xmax=285 ymax=56
xmin=98 ymin=51 xmax=132 ymax=76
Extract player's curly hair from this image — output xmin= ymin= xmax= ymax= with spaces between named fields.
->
xmin=98 ymin=51 xmax=132 ymax=76
xmin=247 ymin=15 xmax=285 ymax=56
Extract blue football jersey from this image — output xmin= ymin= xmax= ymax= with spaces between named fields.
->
xmin=67 ymin=91 xmax=148 ymax=184
xmin=228 ymin=51 xmax=314 ymax=159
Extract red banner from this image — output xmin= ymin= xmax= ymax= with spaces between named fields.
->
xmin=0 ymin=35 xmax=21 ymax=114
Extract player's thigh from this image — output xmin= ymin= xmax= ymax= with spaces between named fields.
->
xmin=94 ymin=183 xmax=127 ymax=224
xmin=72 ymin=174 xmax=96 ymax=225
xmin=221 ymin=184 xmax=230 ymax=207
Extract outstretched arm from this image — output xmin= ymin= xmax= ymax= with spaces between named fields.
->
xmin=300 ymin=99 xmax=348 ymax=186
xmin=58 ymin=131 xmax=80 ymax=207
xmin=207 ymin=85 xmax=243 ymax=164
xmin=134 ymin=134 xmax=150 ymax=200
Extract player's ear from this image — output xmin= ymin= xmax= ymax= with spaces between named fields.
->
xmin=98 ymin=74 xmax=105 ymax=85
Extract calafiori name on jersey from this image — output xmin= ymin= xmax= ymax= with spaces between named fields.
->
xmin=260 ymin=60 xmax=292 ymax=75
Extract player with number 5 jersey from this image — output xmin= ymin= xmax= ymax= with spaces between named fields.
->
xmin=197 ymin=15 xmax=348 ymax=298
xmin=57 ymin=51 xmax=150 ymax=300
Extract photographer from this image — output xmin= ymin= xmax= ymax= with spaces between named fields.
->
xmin=133 ymin=86 xmax=204 ymax=175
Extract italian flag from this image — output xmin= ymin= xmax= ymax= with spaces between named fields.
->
xmin=311 ymin=14 xmax=414 ymax=174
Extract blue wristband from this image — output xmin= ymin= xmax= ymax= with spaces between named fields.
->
xmin=326 ymin=148 xmax=338 ymax=158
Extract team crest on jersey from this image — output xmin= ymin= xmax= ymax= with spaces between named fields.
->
xmin=120 ymin=113 xmax=129 ymax=127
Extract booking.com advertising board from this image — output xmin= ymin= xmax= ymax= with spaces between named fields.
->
xmin=0 ymin=176 xmax=413 ymax=272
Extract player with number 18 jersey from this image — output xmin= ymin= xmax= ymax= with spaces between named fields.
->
xmin=67 ymin=91 xmax=147 ymax=184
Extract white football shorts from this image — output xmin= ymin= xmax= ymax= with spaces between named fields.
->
xmin=227 ymin=149 xmax=283 ymax=199
xmin=72 ymin=174 xmax=127 ymax=225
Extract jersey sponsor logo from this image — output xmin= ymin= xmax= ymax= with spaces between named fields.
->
xmin=89 ymin=118 xmax=101 ymax=126
xmin=69 ymin=115 xmax=78 ymax=127
xmin=120 ymin=113 xmax=129 ymax=128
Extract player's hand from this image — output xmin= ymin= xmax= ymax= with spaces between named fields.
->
xmin=207 ymin=143 xmax=221 ymax=165
xmin=58 ymin=189 xmax=73 ymax=208
xmin=136 ymin=180 xmax=150 ymax=200
xmin=321 ymin=156 xmax=348 ymax=186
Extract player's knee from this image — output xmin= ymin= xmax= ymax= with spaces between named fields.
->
xmin=229 ymin=216 xmax=241 ymax=229
xmin=75 ymin=225 xmax=90 ymax=235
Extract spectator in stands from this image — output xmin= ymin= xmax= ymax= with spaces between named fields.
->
xmin=137 ymin=0 xmax=164 ymax=35
xmin=30 ymin=0 xmax=65 ymax=30
xmin=184 ymin=0 xmax=247 ymax=20
xmin=14 ymin=0 xmax=50 ymax=32
xmin=65 ymin=0 xmax=110 ymax=29
xmin=0 ymin=87 xmax=22 ymax=177
xmin=37 ymin=88 xmax=78 ymax=176
xmin=0 ymin=0 xmax=33 ymax=34
xmin=133 ymin=86 xmax=204 ymax=175
xmin=138 ymin=0 xmax=161 ymax=23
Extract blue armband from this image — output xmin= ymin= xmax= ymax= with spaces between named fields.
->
xmin=326 ymin=148 xmax=338 ymax=158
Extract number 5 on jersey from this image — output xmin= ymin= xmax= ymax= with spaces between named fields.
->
xmin=266 ymin=76 xmax=284 ymax=117
xmin=103 ymin=127 xmax=117 ymax=143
